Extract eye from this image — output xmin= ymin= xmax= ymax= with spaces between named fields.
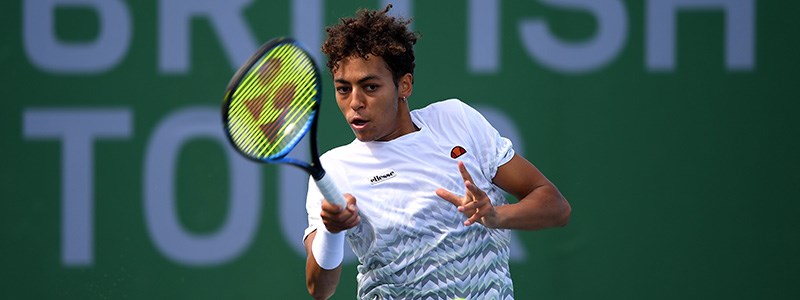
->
xmin=364 ymin=84 xmax=379 ymax=92
xmin=335 ymin=86 xmax=351 ymax=94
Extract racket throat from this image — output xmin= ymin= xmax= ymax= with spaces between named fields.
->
xmin=281 ymin=158 xmax=325 ymax=180
xmin=309 ymin=167 xmax=326 ymax=181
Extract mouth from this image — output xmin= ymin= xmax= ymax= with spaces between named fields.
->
xmin=350 ymin=117 xmax=369 ymax=129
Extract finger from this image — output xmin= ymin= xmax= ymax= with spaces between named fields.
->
xmin=436 ymin=188 xmax=465 ymax=206
xmin=463 ymin=181 xmax=493 ymax=226
xmin=461 ymin=181 xmax=485 ymax=206
xmin=320 ymin=209 xmax=350 ymax=224
xmin=340 ymin=210 xmax=361 ymax=228
xmin=322 ymin=194 xmax=360 ymax=231
xmin=457 ymin=161 xmax=475 ymax=184
xmin=464 ymin=214 xmax=480 ymax=226
xmin=323 ymin=221 xmax=348 ymax=233
xmin=321 ymin=209 xmax=356 ymax=232
xmin=454 ymin=180 xmax=480 ymax=210
xmin=324 ymin=214 xmax=357 ymax=231
xmin=464 ymin=207 xmax=485 ymax=226
xmin=465 ymin=180 xmax=487 ymax=198
xmin=321 ymin=197 xmax=344 ymax=213
xmin=460 ymin=198 xmax=483 ymax=211
xmin=464 ymin=202 xmax=493 ymax=226
xmin=320 ymin=198 xmax=353 ymax=220
xmin=344 ymin=193 xmax=359 ymax=213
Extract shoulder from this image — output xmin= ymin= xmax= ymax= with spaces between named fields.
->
xmin=411 ymin=98 xmax=487 ymax=128
xmin=411 ymin=98 xmax=481 ymax=124
xmin=412 ymin=98 xmax=472 ymax=118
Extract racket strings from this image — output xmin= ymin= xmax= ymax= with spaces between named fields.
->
xmin=256 ymin=64 xmax=317 ymax=155
xmin=231 ymin=46 xmax=294 ymax=125
xmin=246 ymin=52 xmax=309 ymax=152
xmin=227 ymin=43 xmax=319 ymax=158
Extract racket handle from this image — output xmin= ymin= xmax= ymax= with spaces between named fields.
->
xmin=315 ymin=174 xmax=347 ymax=209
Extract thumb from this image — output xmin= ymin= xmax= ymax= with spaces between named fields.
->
xmin=343 ymin=193 xmax=358 ymax=212
xmin=435 ymin=188 xmax=462 ymax=207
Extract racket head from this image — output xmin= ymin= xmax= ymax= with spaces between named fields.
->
xmin=222 ymin=38 xmax=321 ymax=163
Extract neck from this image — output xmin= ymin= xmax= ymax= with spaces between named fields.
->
xmin=375 ymin=104 xmax=419 ymax=142
xmin=396 ymin=103 xmax=419 ymax=134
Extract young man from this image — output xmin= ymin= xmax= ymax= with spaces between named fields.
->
xmin=303 ymin=5 xmax=571 ymax=300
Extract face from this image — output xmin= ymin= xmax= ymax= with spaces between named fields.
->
xmin=332 ymin=55 xmax=414 ymax=142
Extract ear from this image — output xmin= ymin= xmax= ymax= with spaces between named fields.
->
xmin=399 ymin=73 xmax=413 ymax=99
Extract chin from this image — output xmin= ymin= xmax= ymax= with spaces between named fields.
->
xmin=355 ymin=135 xmax=375 ymax=142
xmin=351 ymin=131 xmax=372 ymax=142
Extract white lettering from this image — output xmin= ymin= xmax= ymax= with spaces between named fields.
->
xmin=143 ymin=107 xmax=260 ymax=266
xmin=23 ymin=0 xmax=131 ymax=73
xmin=23 ymin=109 xmax=132 ymax=266
xmin=159 ymin=0 xmax=258 ymax=73
xmin=519 ymin=0 xmax=628 ymax=73
xmin=468 ymin=0 xmax=500 ymax=73
xmin=291 ymin=0 xmax=324 ymax=65
xmin=647 ymin=0 xmax=755 ymax=71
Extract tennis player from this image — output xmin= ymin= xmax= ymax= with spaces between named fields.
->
xmin=303 ymin=5 xmax=571 ymax=300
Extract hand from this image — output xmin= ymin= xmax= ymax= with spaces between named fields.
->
xmin=320 ymin=193 xmax=360 ymax=233
xmin=436 ymin=161 xmax=499 ymax=227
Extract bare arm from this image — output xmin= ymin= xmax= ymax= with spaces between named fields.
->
xmin=437 ymin=154 xmax=570 ymax=230
xmin=304 ymin=194 xmax=360 ymax=299
xmin=304 ymin=230 xmax=342 ymax=300
xmin=491 ymin=153 xmax=571 ymax=230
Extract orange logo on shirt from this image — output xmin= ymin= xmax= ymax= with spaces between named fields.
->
xmin=450 ymin=146 xmax=467 ymax=159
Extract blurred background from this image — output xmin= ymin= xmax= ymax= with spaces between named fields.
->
xmin=3 ymin=0 xmax=798 ymax=299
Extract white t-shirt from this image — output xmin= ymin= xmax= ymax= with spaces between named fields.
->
xmin=305 ymin=99 xmax=516 ymax=299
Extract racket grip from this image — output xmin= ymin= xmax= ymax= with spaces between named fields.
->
xmin=315 ymin=174 xmax=347 ymax=209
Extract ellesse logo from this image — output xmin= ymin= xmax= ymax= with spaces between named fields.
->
xmin=368 ymin=169 xmax=397 ymax=185
xmin=450 ymin=146 xmax=467 ymax=159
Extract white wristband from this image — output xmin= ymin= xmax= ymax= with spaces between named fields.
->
xmin=311 ymin=227 xmax=345 ymax=270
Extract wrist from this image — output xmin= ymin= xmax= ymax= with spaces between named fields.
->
xmin=311 ymin=227 xmax=345 ymax=270
xmin=485 ymin=204 xmax=505 ymax=229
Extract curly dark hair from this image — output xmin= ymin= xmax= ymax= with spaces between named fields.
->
xmin=321 ymin=4 xmax=418 ymax=85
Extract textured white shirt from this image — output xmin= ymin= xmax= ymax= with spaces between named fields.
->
xmin=305 ymin=99 xmax=516 ymax=299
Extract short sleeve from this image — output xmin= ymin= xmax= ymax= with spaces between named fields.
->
xmin=458 ymin=101 xmax=516 ymax=180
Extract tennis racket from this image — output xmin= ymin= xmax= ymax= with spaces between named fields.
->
xmin=222 ymin=37 xmax=346 ymax=209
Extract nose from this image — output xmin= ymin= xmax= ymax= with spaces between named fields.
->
xmin=349 ymin=88 xmax=366 ymax=111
